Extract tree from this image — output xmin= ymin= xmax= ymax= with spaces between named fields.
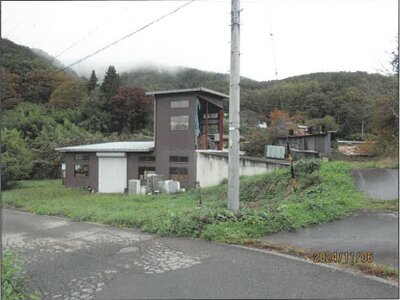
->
xmin=268 ymin=109 xmax=292 ymax=138
xmin=17 ymin=71 xmax=65 ymax=104
xmin=30 ymin=120 xmax=103 ymax=179
xmin=87 ymin=70 xmax=98 ymax=93
xmin=109 ymin=86 xmax=153 ymax=133
xmin=101 ymin=66 xmax=120 ymax=101
xmin=391 ymin=42 xmax=399 ymax=75
xmin=306 ymin=115 xmax=338 ymax=133
xmin=80 ymin=89 xmax=111 ymax=133
xmin=2 ymin=103 xmax=56 ymax=141
xmin=242 ymin=128 xmax=272 ymax=156
xmin=49 ymin=80 xmax=87 ymax=109
xmin=370 ymin=93 xmax=399 ymax=153
xmin=0 ymin=67 xmax=22 ymax=110
xmin=1 ymin=128 xmax=33 ymax=188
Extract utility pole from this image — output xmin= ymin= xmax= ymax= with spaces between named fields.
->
xmin=228 ymin=0 xmax=240 ymax=212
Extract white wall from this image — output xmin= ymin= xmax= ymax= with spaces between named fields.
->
xmin=195 ymin=151 xmax=287 ymax=187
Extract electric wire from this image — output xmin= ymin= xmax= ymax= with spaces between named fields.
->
xmin=56 ymin=0 xmax=195 ymax=73
xmin=52 ymin=5 xmax=135 ymax=61
xmin=3 ymin=15 xmax=30 ymax=39
xmin=53 ymin=27 xmax=100 ymax=60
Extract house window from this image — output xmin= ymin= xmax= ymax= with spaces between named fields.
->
xmin=169 ymin=156 xmax=188 ymax=163
xmin=138 ymin=155 xmax=156 ymax=162
xmin=171 ymin=100 xmax=189 ymax=109
xmin=75 ymin=154 xmax=89 ymax=161
xmin=169 ymin=167 xmax=188 ymax=182
xmin=74 ymin=164 xmax=89 ymax=177
xmin=139 ymin=167 xmax=156 ymax=180
xmin=171 ymin=115 xmax=189 ymax=130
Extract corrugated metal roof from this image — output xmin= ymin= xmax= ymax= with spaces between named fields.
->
xmin=145 ymin=87 xmax=229 ymax=99
xmin=56 ymin=141 xmax=155 ymax=153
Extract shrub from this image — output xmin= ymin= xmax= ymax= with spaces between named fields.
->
xmin=2 ymin=250 xmax=39 ymax=299
xmin=1 ymin=129 xmax=33 ymax=189
xmin=294 ymin=159 xmax=321 ymax=175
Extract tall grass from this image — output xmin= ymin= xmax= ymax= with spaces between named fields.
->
xmin=4 ymin=161 xmax=367 ymax=243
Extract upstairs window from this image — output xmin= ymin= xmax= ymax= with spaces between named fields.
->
xmin=75 ymin=154 xmax=89 ymax=161
xmin=138 ymin=155 xmax=156 ymax=162
xmin=170 ymin=156 xmax=188 ymax=163
xmin=171 ymin=100 xmax=189 ymax=109
xmin=171 ymin=115 xmax=189 ymax=130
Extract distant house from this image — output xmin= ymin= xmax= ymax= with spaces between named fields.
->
xmin=276 ymin=132 xmax=332 ymax=158
xmin=57 ymin=88 xmax=287 ymax=193
xmin=258 ymin=121 xmax=267 ymax=128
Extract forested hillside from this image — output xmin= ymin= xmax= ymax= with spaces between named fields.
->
xmin=121 ymin=67 xmax=398 ymax=139
xmin=1 ymin=39 xmax=153 ymax=187
xmin=1 ymin=38 xmax=398 ymax=187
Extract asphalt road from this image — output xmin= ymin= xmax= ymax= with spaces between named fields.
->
xmin=352 ymin=168 xmax=399 ymax=200
xmin=3 ymin=209 xmax=399 ymax=299
xmin=261 ymin=211 xmax=399 ymax=269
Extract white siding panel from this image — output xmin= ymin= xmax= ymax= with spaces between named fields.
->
xmin=98 ymin=156 xmax=127 ymax=193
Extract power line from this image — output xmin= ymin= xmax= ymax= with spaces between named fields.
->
xmin=4 ymin=15 xmax=30 ymax=39
xmin=56 ymin=0 xmax=195 ymax=73
xmin=53 ymin=27 xmax=100 ymax=60
xmin=52 ymin=5 xmax=135 ymax=61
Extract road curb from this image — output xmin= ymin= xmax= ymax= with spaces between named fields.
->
xmin=230 ymin=243 xmax=399 ymax=288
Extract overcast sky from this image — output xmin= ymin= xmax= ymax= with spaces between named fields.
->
xmin=1 ymin=0 xmax=398 ymax=81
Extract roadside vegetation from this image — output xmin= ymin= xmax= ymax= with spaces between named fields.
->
xmin=4 ymin=160 xmax=369 ymax=244
xmin=1 ymin=250 xmax=39 ymax=300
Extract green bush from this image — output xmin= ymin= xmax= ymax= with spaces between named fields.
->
xmin=2 ymin=250 xmax=39 ymax=300
xmin=294 ymin=159 xmax=321 ymax=175
xmin=1 ymin=129 xmax=33 ymax=189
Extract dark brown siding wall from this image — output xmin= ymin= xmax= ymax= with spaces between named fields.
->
xmin=127 ymin=153 xmax=139 ymax=184
xmin=64 ymin=152 xmax=98 ymax=191
xmin=154 ymin=94 xmax=197 ymax=188
xmin=126 ymin=151 xmax=157 ymax=184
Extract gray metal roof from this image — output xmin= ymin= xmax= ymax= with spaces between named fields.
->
xmin=145 ymin=87 xmax=229 ymax=99
xmin=56 ymin=141 xmax=155 ymax=153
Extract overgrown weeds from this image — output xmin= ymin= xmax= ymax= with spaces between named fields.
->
xmin=3 ymin=161 xmax=367 ymax=244
xmin=1 ymin=250 xmax=39 ymax=300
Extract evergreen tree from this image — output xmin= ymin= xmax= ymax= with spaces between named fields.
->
xmin=87 ymin=70 xmax=98 ymax=93
xmin=99 ymin=66 xmax=120 ymax=132
xmin=100 ymin=66 xmax=120 ymax=100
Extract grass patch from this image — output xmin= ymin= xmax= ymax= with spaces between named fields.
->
xmin=343 ymin=157 xmax=399 ymax=169
xmin=2 ymin=250 xmax=39 ymax=300
xmin=341 ymin=261 xmax=398 ymax=280
xmin=3 ymin=160 xmax=368 ymax=244
xmin=363 ymin=199 xmax=399 ymax=212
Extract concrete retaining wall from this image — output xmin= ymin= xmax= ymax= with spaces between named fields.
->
xmin=195 ymin=151 xmax=288 ymax=187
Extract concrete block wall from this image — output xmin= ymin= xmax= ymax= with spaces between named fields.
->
xmin=195 ymin=151 xmax=287 ymax=187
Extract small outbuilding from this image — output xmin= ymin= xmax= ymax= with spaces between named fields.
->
xmin=276 ymin=132 xmax=332 ymax=156
xmin=56 ymin=141 xmax=155 ymax=193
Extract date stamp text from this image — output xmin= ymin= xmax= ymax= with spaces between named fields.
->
xmin=312 ymin=251 xmax=374 ymax=264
